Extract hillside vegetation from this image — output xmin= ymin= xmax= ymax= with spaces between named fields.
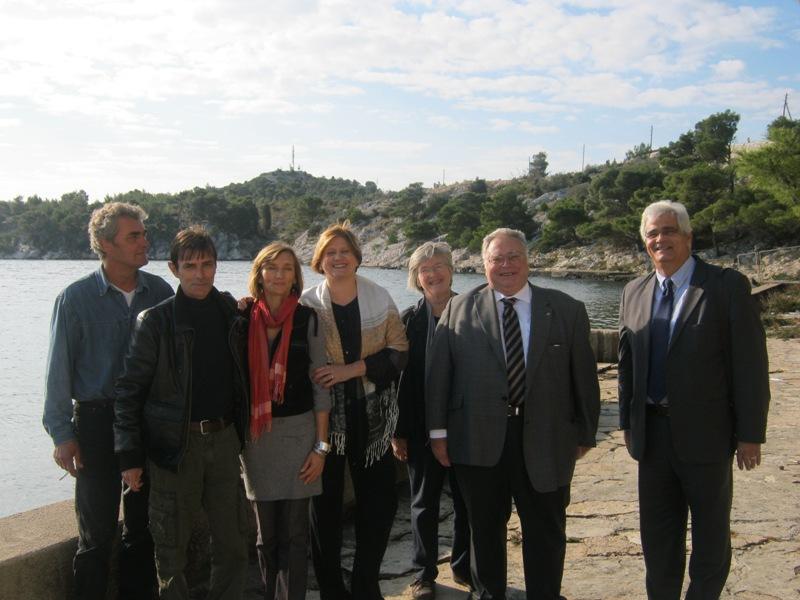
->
xmin=1 ymin=111 xmax=798 ymax=262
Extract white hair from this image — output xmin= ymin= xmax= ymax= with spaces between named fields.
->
xmin=481 ymin=228 xmax=527 ymax=260
xmin=639 ymin=200 xmax=692 ymax=242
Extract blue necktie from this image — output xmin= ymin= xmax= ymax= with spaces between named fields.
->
xmin=647 ymin=279 xmax=674 ymax=404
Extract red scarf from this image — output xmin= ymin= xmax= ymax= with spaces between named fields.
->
xmin=248 ymin=294 xmax=298 ymax=439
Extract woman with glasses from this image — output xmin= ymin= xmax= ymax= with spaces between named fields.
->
xmin=392 ymin=241 xmax=472 ymax=600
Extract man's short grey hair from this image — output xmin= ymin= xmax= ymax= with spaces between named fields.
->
xmin=88 ymin=202 xmax=148 ymax=258
xmin=481 ymin=228 xmax=528 ymax=260
xmin=407 ymin=241 xmax=453 ymax=292
xmin=639 ymin=200 xmax=692 ymax=242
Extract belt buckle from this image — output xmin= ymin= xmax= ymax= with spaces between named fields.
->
xmin=199 ymin=419 xmax=213 ymax=435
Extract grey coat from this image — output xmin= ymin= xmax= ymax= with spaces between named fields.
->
xmin=425 ymin=282 xmax=600 ymax=493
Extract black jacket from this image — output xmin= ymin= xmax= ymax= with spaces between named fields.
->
xmin=114 ymin=287 xmax=249 ymax=471
xmin=395 ymin=297 xmax=432 ymax=441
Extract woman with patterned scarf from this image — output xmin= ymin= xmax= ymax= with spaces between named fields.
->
xmin=301 ymin=223 xmax=408 ymax=600
xmin=240 ymin=242 xmax=330 ymax=600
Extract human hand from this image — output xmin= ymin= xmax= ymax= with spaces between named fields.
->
xmin=623 ymin=430 xmax=632 ymax=453
xmin=237 ymin=296 xmax=254 ymax=312
xmin=299 ymin=451 xmax=325 ymax=484
xmin=575 ymin=446 xmax=591 ymax=460
xmin=53 ymin=440 xmax=83 ymax=477
xmin=736 ymin=442 xmax=762 ymax=471
xmin=312 ymin=364 xmax=352 ymax=389
xmin=431 ymin=438 xmax=450 ymax=467
xmin=392 ymin=437 xmax=408 ymax=462
xmin=122 ymin=468 xmax=144 ymax=492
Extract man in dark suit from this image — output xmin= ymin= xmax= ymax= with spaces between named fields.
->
xmin=618 ymin=200 xmax=770 ymax=599
xmin=426 ymin=228 xmax=600 ymax=600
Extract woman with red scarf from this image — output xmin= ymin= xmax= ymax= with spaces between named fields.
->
xmin=240 ymin=242 xmax=330 ymax=600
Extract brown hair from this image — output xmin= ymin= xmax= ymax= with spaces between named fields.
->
xmin=310 ymin=221 xmax=362 ymax=274
xmin=248 ymin=242 xmax=304 ymax=298
xmin=169 ymin=225 xmax=217 ymax=265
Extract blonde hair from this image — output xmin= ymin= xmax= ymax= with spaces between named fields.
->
xmin=407 ymin=241 xmax=453 ymax=292
xmin=248 ymin=242 xmax=304 ymax=298
xmin=310 ymin=221 xmax=363 ymax=274
xmin=88 ymin=202 xmax=147 ymax=258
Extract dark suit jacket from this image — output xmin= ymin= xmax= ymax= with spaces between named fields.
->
xmin=396 ymin=297 xmax=431 ymax=442
xmin=618 ymin=257 xmax=770 ymax=463
xmin=426 ymin=282 xmax=600 ymax=493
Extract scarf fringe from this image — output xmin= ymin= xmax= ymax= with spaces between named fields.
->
xmin=328 ymin=382 xmax=399 ymax=467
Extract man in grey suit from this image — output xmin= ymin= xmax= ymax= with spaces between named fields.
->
xmin=427 ymin=228 xmax=600 ymax=600
xmin=618 ymin=200 xmax=770 ymax=599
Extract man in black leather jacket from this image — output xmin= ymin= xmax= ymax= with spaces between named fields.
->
xmin=114 ymin=226 xmax=250 ymax=600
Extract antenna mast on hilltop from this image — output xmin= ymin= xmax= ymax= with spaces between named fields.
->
xmin=291 ymin=145 xmax=295 ymax=171
xmin=782 ymin=93 xmax=793 ymax=120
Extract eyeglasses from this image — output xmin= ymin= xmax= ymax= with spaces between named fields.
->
xmin=645 ymin=227 xmax=680 ymax=240
xmin=487 ymin=253 xmax=524 ymax=266
xmin=419 ymin=263 xmax=448 ymax=275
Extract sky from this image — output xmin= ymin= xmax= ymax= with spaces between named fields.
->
xmin=0 ymin=0 xmax=798 ymax=201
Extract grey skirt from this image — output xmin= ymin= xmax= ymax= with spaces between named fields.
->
xmin=240 ymin=410 xmax=322 ymax=501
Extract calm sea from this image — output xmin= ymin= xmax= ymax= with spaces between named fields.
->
xmin=0 ymin=259 xmax=624 ymax=518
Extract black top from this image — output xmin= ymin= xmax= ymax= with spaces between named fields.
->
xmin=332 ymin=298 xmax=369 ymax=453
xmin=267 ymin=307 xmax=315 ymax=418
xmin=182 ymin=289 xmax=234 ymax=421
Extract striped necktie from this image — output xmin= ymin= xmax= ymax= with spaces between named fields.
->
xmin=502 ymin=298 xmax=526 ymax=407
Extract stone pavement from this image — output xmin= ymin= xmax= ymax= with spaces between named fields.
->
xmin=243 ymin=338 xmax=800 ymax=600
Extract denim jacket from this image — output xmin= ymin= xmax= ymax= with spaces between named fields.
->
xmin=42 ymin=266 xmax=173 ymax=446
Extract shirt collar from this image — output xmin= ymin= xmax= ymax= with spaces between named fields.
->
xmin=655 ymin=255 xmax=695 ymax=290
xmin=94 ymin=266 xmax=146 ymax=296
xmin=492 ymin=282 xmax=532 ymax=305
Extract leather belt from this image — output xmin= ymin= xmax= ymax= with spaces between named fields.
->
xmin=189 ymin=418 xmax=231 ymax=435
xmin=646 ymin=403 xmax=669 ymax=417
xmin=507 ymin=404 xmax=523 ymax=417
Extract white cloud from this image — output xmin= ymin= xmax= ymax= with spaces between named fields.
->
xmin=0 ymin=118 xmax=21 ymax=128
xmin=712 ymin=59 xmax=746 ymax=80
xmin=427 ymin=115 xmax=461 ymax=129
xmin=489 ymin=119 xmax=514 ymax=131
xmin=519 ymin=122 xmax=559 ymax=135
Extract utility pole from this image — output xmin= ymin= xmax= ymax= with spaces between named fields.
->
xmin=649 ymin=125 xmax=654 ymax=150
xmin=581 ymin=144 xmax=585 ymax=171
xmin=291 ymin=145 xmax=295 ymax=171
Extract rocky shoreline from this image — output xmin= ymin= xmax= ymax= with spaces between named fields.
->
xmin=4 ymin=237 xmax=798 ymax=283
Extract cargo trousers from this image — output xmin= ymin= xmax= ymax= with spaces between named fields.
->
xmin=148 ymin=424 xmax=250 ymax=600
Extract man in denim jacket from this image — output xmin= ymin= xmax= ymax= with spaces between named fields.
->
xmin=43 ymin=202 xmax=172 ymax=600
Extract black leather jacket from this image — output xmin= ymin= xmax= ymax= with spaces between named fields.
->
xmin=114 ymin=287 xmax=249 ymax=472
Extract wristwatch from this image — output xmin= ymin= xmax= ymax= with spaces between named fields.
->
xmin=313 ymin=440 xmax=332 ymax=456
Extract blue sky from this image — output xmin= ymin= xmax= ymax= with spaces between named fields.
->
xmin=0 ymin=0 xmax=797 ymax=200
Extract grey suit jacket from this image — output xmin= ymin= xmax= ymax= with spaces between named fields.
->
xmin=618 ymin=257 xmax=770 ymax=463
xmin=426 ymin=282 xmax=600 ymax=493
